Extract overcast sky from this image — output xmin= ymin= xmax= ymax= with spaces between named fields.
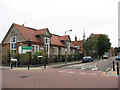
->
xmin=0 ymin=0 xmax=119 ymax=47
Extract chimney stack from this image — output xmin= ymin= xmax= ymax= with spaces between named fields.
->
xmin=75 ymin=36 xmax=77 ymax=41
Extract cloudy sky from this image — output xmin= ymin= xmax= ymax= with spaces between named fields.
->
xmin=0 ymin=0 xmax=119 ymax=47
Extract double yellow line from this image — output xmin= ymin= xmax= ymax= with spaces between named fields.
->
xmin=103 ymin=68 xmax=111 ymax=75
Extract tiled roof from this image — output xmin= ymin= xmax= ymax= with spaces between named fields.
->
xmin=51 ymin=34 xmax=75 ymax=48
xmin=71 ymin=40 xmax=83 ymax=48
xmin=94 ymin=34 xmax=101 ymax=37
xmin=14 ymin=23 xmax=75 ymax=48
xmin=59 ymin=35 xmax=69 ymax=41
xmin=14 ymin=23 xmax=47 ymax=42
xmin=50 ymin=34 xmax=65 ymax=46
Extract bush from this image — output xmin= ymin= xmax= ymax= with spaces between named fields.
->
xmin=20 ymin=53 xmax=30 ymax=65
xmin=53 ymin=55 xmax=58 ymax=62
xmin=61 ymin=55 xmax=65 ymax=62
xmin=31 ymin=52 xmax=43 ymax=65
xmin=68 ymin=55 xmax=72 ymax=61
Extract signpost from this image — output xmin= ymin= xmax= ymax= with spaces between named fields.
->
xmin=10 ymin=59 xmax=18 ymax=68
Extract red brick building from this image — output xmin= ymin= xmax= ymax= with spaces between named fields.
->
xmin=71 ymin=36 xmax=85 ymax=56
xmin=2 ymin=23 xmax=77 ymax=64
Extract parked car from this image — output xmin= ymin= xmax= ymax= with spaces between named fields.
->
xmin=102 ymin=55 xmax=108 ymax=59
xmin=116 ymin=55 xmax=120 ymax=60
xmin=82 ymin=56 xmax=93 ymax=62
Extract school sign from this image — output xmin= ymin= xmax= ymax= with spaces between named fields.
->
xmin=19 ymin=46 xmax=32 ymax=54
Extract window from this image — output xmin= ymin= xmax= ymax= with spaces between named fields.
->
xmin=72 ymin=49 xmax=75 ymax=54
xmin=10 ymin=36 xmax=17 ymax=57
xmin=61 ymin=48 xmax=65 ymax=55
xmin=53 ymin=47 xmax=58 ymax=55
xmin=10 ymin=36 xmax=17 ymax=50
xmin=67 ymin=42 xmax=70 ymax=54
xmin=44 ymin=37 xmax=49 ymax=44
xmin=32 ymin=45 xmax=39 ymax=52
xmin=44 ymin=37 xmax=50 ymax=56
xmin=75 ymin=46 xmax=80 ymax=50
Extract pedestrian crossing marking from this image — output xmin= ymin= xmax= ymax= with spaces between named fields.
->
xmin=67 ymin=72 xmax=74 ymax=73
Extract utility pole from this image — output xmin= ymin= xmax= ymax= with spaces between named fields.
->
xmin=65 ymin=30 xmax=72 ymax=65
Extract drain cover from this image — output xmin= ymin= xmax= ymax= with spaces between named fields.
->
xmin=19 ymin=76 xmax=30 ymax=78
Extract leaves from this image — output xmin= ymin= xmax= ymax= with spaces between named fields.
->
xmin=97 ymin=34 xmax=111 ymax=57
xmin=83 ymin=34 xmax=111 ymax=57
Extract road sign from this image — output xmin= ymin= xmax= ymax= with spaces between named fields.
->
xmin=11 ymin=59 xmax=17 ymax=61
xmin=38 ymin=56 xmax=43 ymax=58
xmin=19 ymin=46 xmax=32 ymax=54
xmin=22 ymin=46 xmax=32 ymax=50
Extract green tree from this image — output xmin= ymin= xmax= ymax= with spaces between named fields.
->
xmin=97 ymin=34 xmax=111 ymax=58
xmin=83 ymin=38 xmax=97 ymax=56
xmin=114 ymin=47 xmax=120 ymax=54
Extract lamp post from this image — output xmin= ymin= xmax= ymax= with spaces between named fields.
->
xmin=65 ymin=30 xmax=72 ymax=65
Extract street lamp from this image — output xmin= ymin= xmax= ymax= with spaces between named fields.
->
xmin=65 ymin=30 xmax=72 ymax=65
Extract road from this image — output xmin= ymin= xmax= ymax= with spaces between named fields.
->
xmin=59 ymin=57 xmax=117 ymax=72
xmin=1 ymin=57 xmax=120 ymax=88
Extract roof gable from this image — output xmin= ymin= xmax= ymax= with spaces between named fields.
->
xmin=71 ymin=40 xmax=83 ymax=48
xmin=2 ymin=23 xmax=25 ymax=44
xmin=14 ymin=23 xmax=50 ymax=42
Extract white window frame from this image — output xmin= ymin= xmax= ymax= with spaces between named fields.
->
xmin=10 ymin=36 xmax=17 ymax=57
xmin=10 ymin=36 xmax=17 ymax=50
xmin=32 ymin=45 xmax=39 ymax=52
xmin=61 ymin=48 xmax=65 ymax=55
xmin=53 ymin=47 xmax=58 ymax=55
xmin=75 ymin=46 xmax=80 ymax=50
xmin=72 ymin=49 xmax=75 ymax=54
xmin=44 ymin=37 xmax=50 ymax=56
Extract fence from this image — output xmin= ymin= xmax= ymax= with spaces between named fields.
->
xmin=2 ymin=54 xmax=83 ymax=66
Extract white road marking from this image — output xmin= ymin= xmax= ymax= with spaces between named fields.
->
xmin=66 ymin=72 xmax=74 ymax=73
xmin=79 ymin=72 xmax=86 ymax=74
xmin=92 ymin=67 xmax=98 ymax=71
xmin=59 ymin=70 xmax=65 ymax=72
xmin=100 ymin=75 xmax=110 ymax=77
xmin=81 ymin=68 xmax=86 ymax=69
xmin=88 ymin=73 xmax=97 ymax=75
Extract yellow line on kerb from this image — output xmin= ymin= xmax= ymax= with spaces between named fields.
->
xmin=103 ymin=68 xmax=111 ymax=75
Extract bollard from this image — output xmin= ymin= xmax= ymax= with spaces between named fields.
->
xmin=11 ymin=63 xmax=13 ymax=69
xmin=44 ymin=63 xmax=46 ymax=68
xmin=28 ymin=64 xmax=30 ymax=70
xmin=113 ymin=61 xmax=115 ymax=71
xmin=117 ymin=62 xmax=119 ymax=75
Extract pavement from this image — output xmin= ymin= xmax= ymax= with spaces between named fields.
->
xmin=1 ymin=60 xmax=82 ymax=70
xmin=106 ymin=70 xmax=120 ymax=77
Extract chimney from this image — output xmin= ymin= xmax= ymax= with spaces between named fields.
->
xmin=75 ymin=36 xmax=77 ymax=41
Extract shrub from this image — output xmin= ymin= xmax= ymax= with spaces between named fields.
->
xmin=31 ymin=52 xmax=43 ymax=65
xmin=20 ymin=53 xmax=30 ymax=65
xmin=61 ymin=55 xmax=65 ymax=62
xmin=53 ymin=55 xmax=58 ymax=62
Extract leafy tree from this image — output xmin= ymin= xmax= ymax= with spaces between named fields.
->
xmin=96 ymin=34 xmax=111 ymax=58
xmin=114 ymin=47 xmax=120 ymax=54
xmin=83 ymin=38 xmax=97 ymax=56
